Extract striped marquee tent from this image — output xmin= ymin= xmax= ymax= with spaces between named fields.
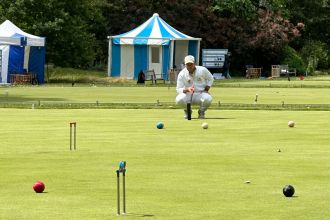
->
xmin=0 ymin=20 xmax=46 ymax=84
xmin=108 ymin=13 xmax=201 ymax=80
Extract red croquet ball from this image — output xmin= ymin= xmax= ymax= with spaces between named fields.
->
xmin=33 ymin=181 xmax=45 ymax=193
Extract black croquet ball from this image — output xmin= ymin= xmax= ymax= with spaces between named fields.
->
xmin=283 ymin=185 xmax=295 ymax=197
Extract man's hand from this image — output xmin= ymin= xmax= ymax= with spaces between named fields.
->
xmin=187 ymin=86 xmax=195 ymax=93
xmin=184 ymin=86 xmax=194 ymax=93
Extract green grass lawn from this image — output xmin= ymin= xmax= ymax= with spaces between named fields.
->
xmin=1 ymin=108 xmax=330 ymax=219
xmin=1 ymin=86 xmax=330 ymax=105
xmin=215 ymin=75 xmax=330 ymax=88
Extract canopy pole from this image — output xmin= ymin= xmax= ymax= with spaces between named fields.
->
xmin=196 ymin=40 xmax=201 ymax=65
xmin=170 ymin=40 xmax=174 ymax=69
xmin=107 ymin=36 xmax=112 ymax=77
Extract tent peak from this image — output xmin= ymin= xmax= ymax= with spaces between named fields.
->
xmin=0 ymin=19 xmax=45 ymax=46
xmin=110 ymin=12 xmax=201 ymax=45
xmin=4 ymin=20 xmax=14 ymax=24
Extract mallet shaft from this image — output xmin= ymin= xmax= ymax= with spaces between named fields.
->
xmin=187 ymin=103 xmax=191 ymax=120
xmin=74 ymin=124 xmax=76 ymax=150
xmin=116 ymin=170 xmax=120 ymax=215
xmin=70 ymin=126 xmax=72 ymax=150
xmin=123 ymin=170 xmax=126 ymax=214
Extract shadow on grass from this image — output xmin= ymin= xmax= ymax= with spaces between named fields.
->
xmin=122 ymin=213 xmax=154 ymax=217
xmin=291 ymin=195 xmax=299 ymax=198
xmin=35 ymin=151 xmax=57 ymax=154
xmin=0 ymin=96 xmax=67 ymax=103
xmin=191 ymin=117 xmax=236 ymax=120
xmin=206 ymin=117 xmax=236 ymax=120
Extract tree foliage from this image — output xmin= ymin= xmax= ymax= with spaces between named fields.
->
xmin=0 ymin=0 xmax=104 ymax=68
xmin=0 ymin=0 xmax=328 ymax=73
xmin=285 ymin=0 xmax=329 ymax=69
xmin=211 ymin=0 xmax=303 ymax=73
xmin=301 ymin=40 xmax=329 ymax=72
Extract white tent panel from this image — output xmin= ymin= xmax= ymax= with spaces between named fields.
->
xmin=0 ymin=20 xmax=45 ymax=46
xmin=120 ymin=45 xmax=134 ymax=79
xmin=0 ymin=37 xmax=21 ymax=45
xmin=0 ymin=45 xmax=10 ymax=83
xmin=149 ymin=46 xmax=162 ymax=75
xmin=24 ymin=46 xmax=31 ymax=70
xmin=27 ymin=38 xmax=45 ymax=46
xmin=118 ymin=39 xmax=134 ymax=45
xmin=174 ymin=41 xmax=189 ymax=69
xmin=149 ymin=18 xmax=162 ymax=38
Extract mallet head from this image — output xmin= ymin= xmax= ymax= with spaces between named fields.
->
xmin=119 ymin=161 xmax=126 ymax=172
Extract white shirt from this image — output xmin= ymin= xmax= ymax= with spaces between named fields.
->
xmin=176 ymin=66 xmax=214 ymax=93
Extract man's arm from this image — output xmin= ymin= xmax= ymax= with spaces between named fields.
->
xmin=176 ymin=70 xmax=195 ymax=93
xmin=176 ymin=72 xmax=185 ymax=93
xmin=204 ymin=67 xmax=214 ymax=92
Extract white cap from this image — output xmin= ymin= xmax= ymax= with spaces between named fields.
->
xmin=184 ymin=55 xmax=195 ymax=64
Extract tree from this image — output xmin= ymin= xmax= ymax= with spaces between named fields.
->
xmin=1 ymin=0 xmax=326 ymax=72
xmin=0 ymin=0 xmax=103 ymax=68
xmin=285 ymin=0 xmax=330 ymax=68
xmin=211 ymin=0 xmax=303 ymax=74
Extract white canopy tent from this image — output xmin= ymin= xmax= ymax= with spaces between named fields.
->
xmin=0 ymin=20 xmax=45 ymax=84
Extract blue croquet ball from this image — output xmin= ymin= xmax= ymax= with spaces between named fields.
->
xmin=283 ymin=185 xmax=295 ymax=197
xmin=156 ymin=122 xmax=164 ymax=129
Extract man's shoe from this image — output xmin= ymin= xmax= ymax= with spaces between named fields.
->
xmin=198 ymin=110 xmax=205 ymax=119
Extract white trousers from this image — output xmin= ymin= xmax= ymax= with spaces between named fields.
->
xmin=175 ymin=92 xmax=212 ymax=110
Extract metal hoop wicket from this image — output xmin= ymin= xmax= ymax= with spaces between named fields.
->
xmin=116 ymin=161 xmax=126 ymax=215
xmin=70 ymin=122 xmax=76 ymax=150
